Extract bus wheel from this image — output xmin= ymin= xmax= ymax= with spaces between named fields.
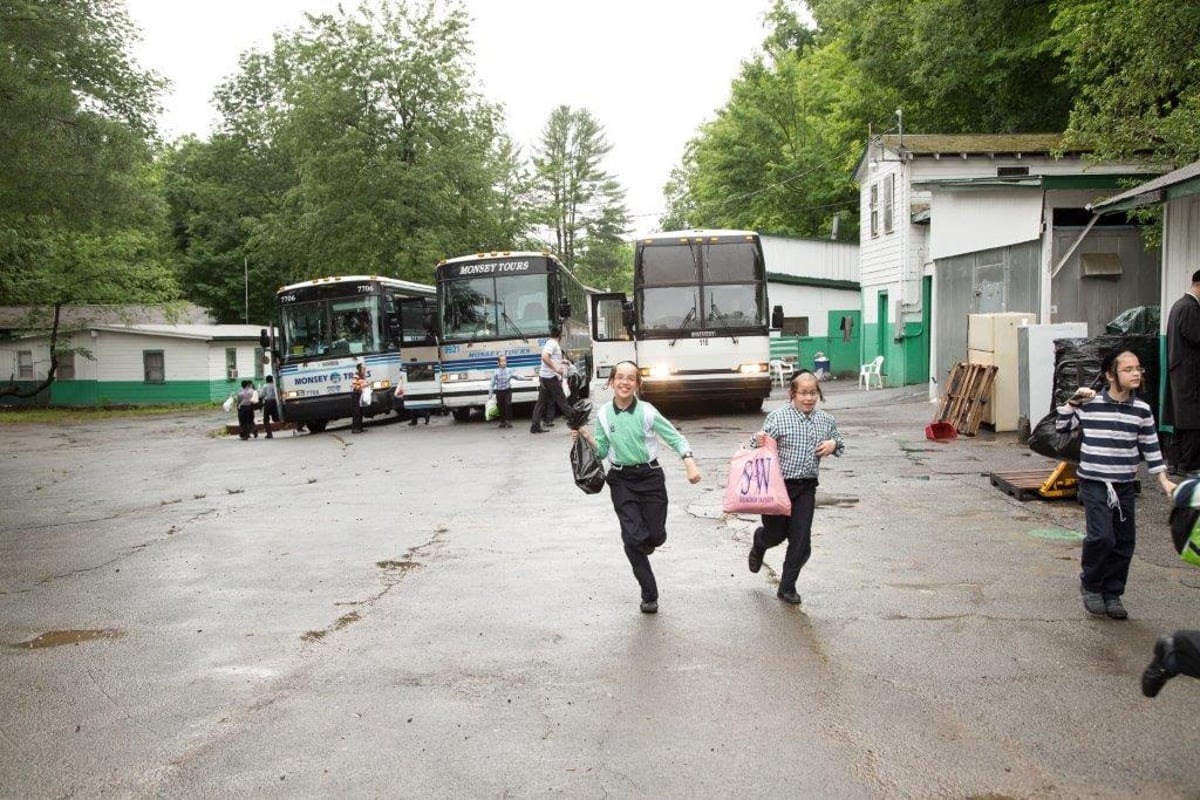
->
xmin=742 ymin=398 xmax=764 ymax=413
xmin=451 ymin=408 xmax=472 ymax=422
xmin=306 ymin=419 xmax=328 ymax=433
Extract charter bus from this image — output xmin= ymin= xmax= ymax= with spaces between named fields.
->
xmin=436 ymin=250 xmax=592 ymax=421
xmin=265 ymin=275 xmax=436 ymax=432
xmin=590 ymin=229 xmax=771 ymax=409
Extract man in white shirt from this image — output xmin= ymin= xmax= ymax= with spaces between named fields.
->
xmin=530 ymin=326 xmax=573 ymax=434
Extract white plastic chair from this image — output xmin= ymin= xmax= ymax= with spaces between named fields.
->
xmin=769 ymin=359 xmax=794 ymax=388
xmin=858 ymin=355 xmax=884 ymax=390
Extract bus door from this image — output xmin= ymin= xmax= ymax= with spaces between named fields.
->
xmin=397 ymin=297 xmax=442 ymax=415
xmin=590 ymin=293 xmax=636 ymax=381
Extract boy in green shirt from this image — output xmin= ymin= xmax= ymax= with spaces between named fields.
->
xmin=573 ymin=361 xmax=701 ymax=613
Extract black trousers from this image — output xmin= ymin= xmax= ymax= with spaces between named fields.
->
xmin=495 ymin=388 xmax=513 ymax=424
xmin=351 ymin=390 xmax=364 ymax=431
xmin=607 ymin=464 xmax=668 ymax=602
xmin=1079 ymin=478 xmax=1137 ymax=596
xmin=755 ymin=478 xmax=818 ymax=594
xmin=237 ymin=405 xmax=255 ymax=439
xmin=531 ymin=376 xmax=571 ymax=430
xmin=262 ymin=399 xmax=280 ymax=430
xmin=1175 ymin=428 xmax=1200 ymax=473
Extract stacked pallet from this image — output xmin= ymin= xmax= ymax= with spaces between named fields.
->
xmin=932 ymin=362 xmax=998 ymax=436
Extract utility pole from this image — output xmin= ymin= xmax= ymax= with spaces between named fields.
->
xmin=244 ymin=256 xmax=249 ymax=324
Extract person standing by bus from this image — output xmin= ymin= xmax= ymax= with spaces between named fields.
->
xmin=350 ymin=362 xmax=367 ymax=434
xmin=236 ymin=380 xmax=257 ymax=440
xmin=1164 ymin=269 xmax=1200 ymax=474
xmin=259 ymin=375 xmax=279 ymax=439
xmin=571 ymin=360 xmax=702 ymax=614
xmin=488 ymin=354 xmax=529 ymax=429
xmin=530 ymin=326 xmax=573 ymax=434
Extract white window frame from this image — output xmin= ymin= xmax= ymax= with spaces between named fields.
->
xmin=869 ymin=183 xmax=879 ymax=238
xmin=143 ymin=350 xmax=165 ymax=383
xmin=17 ymin=350 xmax=33 ymax=379
xmin=883 ymin=174 xmax=895 ymax=234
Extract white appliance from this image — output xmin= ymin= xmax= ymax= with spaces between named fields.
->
xmin=968 ymin=312 xmax=1037 ymax=432
xmin=1017 ymin=322 xmax=1090 ymax=433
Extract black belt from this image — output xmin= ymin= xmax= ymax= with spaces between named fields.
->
xmin=610 ymin=459 xmax=659 ymax=470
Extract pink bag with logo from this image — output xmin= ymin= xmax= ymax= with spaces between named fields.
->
xmin=722 ymin=436 xmax=792 ymax=516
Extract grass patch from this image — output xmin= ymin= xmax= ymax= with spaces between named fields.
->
xmin=0 ymin=404 xmax=217 ymax=424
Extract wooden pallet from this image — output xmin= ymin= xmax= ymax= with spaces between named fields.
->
xmin=990 ymin=463 xmax=1140 ymax=502
xmin=933 ymin=362 xmax=998 ymax=436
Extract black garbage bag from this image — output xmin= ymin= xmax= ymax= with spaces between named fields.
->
xmin=1028 ymin=411 xmax=1082 ymax=463
xmin=570 ymin=436 xmax=607 ymax=494
xmin=565 ymin=398 xmax=592 ymax=431
xmin=1105 ymin=305 xmax=1160 ymax=335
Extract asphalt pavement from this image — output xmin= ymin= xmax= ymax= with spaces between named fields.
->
xmin=1 ymin=378 xmax=1196 ymax=798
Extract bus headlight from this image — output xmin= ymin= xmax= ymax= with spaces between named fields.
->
xmin=642 ymin=364 xmax=674 ymax=379
xmin=737 ymin=362 xmax=768 ymax=374
xmin=370 ymin=380 xmax=391 ymax=390
xmin=442 ymin=372 xmax=466 ymax=383
xmin=283 ymin=390 xmax=300 ymax=400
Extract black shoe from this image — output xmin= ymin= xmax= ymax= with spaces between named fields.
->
xmin=266 ymin=433 xmax=273 ymax=439
xmin=1103 ymin=595 xmax=1129 ymax=620
xmin=637 ymin=542 xmax=656 ymax=556
xmin=776 ymin=590 xmax=802 ymax=605
xmin=748 ymin=543 xmax=764 ymax=574
xmin=424 ymin=416 xmax=430 ymax=424
xmin=408 ymin=418 xmax=418 ymax=426
xmin=545 ymin=422 xmax=555 ymax=427
xmin=640 ymin=600 xmax=658 ymax=614
xmin=1081 ymin=590 xmax=1106 ymax=617
xmin=530 ymin=427 xmax=547 ymax=434
xmin=1142 ymin=634 xmax=1177 ymax=698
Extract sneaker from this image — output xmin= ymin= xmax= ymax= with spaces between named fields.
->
xmin=1103 ymin=595 xmax=1129 ymax=620
xmin=748 ymin=547 xmax=764 ymax=574
xmin=1142 ymin=634 xmax=1176 ymax=698
xmin=1081 ymin=590 xmax=1106 ymax=617
xmin=640 ymin=599 xmax=658 ymax=614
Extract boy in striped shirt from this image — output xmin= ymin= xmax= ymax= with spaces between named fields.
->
xmin=1056 ymin=350 xmax=1176 ymax=619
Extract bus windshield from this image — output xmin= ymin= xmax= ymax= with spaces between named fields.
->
xmin=639 ymin=240 xmax=763 ymax=331
xmin=440 ymin=273 xmax=550 ymax=342
xmin=281 ymin=296 xmax=382 ymax=359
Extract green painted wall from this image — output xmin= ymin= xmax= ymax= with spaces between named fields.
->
xmin=47 ymin=380 xmax=234 ymax=407
xmin=770 ymin=309 xmax=861 ymax=377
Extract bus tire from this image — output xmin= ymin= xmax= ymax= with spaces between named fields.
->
xmin=306 ymin=419 xmax=328 ymax=433
xmin=742 ymin=398 xmax=764 ymax=413
xmin=451 ymin=408 xmax=472 ymax=422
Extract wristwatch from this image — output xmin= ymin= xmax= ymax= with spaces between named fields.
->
xmin=681 ymin=451 xmax=694 ymax=460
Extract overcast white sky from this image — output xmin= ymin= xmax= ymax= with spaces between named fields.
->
xmin=125 ymin=0 xmax=776 ymax=237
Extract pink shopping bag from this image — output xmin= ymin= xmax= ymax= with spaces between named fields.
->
xmin=722 ymin=436 xmax=792 ymax=516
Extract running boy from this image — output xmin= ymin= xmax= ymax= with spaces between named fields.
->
xmin=747 ymin=370 xmax=844 ymax=605
xmin=571 ymin=361 xmax=701 ymax=614
xmin=1056 ymin=349 xmax=1176 ymax=619
xmin=488 ymin=354 xmax=530 ymax=429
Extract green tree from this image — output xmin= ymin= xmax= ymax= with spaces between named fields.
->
xmin=532 ymin=105 xmax=630 ymax=284
xmin=166 ymin=0 xmax=536 ymax=322
xmin=0 ymin=0 xmax=178 ymax=396
xmin=1053 ymin=0 xmax=1200 ymax=165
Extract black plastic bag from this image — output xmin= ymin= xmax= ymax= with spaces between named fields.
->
xmin=570 ymin=436 xmax=606 ymax=494
xmin=565 ymin=399 xmax=592 ymax=431
xmin=1027 ymin=411 xmax=1082 ymax=463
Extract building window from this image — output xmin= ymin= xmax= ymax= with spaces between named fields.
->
xmin=254 ymin=347 xmax=264 ymax=381
xmin=143 ymin=350 xmax=165 ymax=383
xmin=57 ymin=351 xmax=75 ymax=380
xmin=869 ymin=183 xmax=879 ymax=237
xmin=781 ymin=317 xmax=809 ymax=337
xmin=226 ymin=347 xmax=238 ymax=381
xmin=883 ymin=174 xmax=894 ymax=234
xmin=17 ymin=350 xmax=33 ymax=379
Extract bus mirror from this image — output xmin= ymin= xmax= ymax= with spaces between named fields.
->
xmin=771 ymin=306 xmax=784 ymax=329
xmin=387 ymin=316 xmax=401 ymax=339
xmin=621 ymin=302 xmax=636 ymax=331
xmin=259 ymin=328 xmax=270 ymax=349
xmin=559 ymin=299 xmax=571 ymax=320
xmin=423 ymin=312 xmax=437 ymax=335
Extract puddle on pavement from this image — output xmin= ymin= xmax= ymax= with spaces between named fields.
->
xmin=1026 ymin=528 xmax=1084 ymax=541
xmin=11 ymin=629 xmax=125 ymax=649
